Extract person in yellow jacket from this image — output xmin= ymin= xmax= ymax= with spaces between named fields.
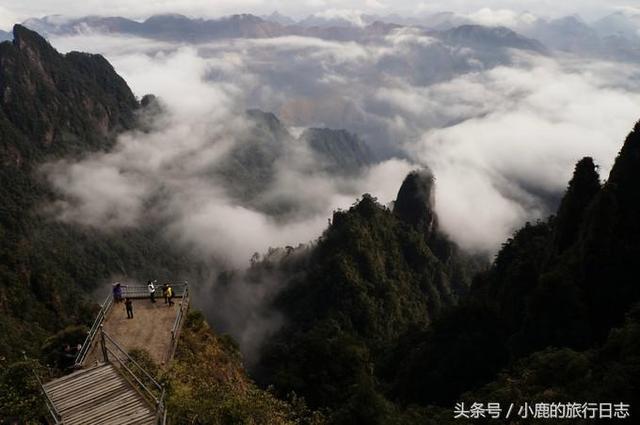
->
xmin=166 ymin=284 xmax=175 ymax=306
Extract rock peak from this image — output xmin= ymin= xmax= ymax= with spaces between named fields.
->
xmin=13 ymin=24 xmax=49 ymax=48
xmin=394 ymin=169 xmax=438 ymax=236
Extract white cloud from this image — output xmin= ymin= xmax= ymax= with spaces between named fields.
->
xmin=365 ymin=0 xmax=387 ymax=10
xmin=0 ymin=5 xmax=23 ymax=29
xmin=36 ymin=19 xmax=640 ymax=353
xmin=412 ymin=57 xmax=640 ymax=252
xmin=384 ymin=27 xmax=438 ymax=48
xmin=467 ymin=8 xmax=538 ymax=28
xmin=312 ymin=8 xmax=368 ymax=26
xmin=0 ymin=0 xmax=636 ymax=31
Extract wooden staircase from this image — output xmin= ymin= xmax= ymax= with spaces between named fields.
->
xmin=42 ymin=363 xmax=157 ymax=425
xmin=33 ymin=283 xmax=190 ymax=424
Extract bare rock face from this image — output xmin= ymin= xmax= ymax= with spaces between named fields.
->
xmin=393 ymin=169 xmax=438 ymax=238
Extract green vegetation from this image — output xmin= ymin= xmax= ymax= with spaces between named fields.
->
xmin=460 ymin=303 xmax=640 ymax=424
xmin=0 ymin=25 xmax=203 ymax=363
xmin=391 ymin=124 xmax=640 ymax=415
xmin=2 ymin=23 xmax=640 ymax=425
xmin=130 ymin=311 xmax=325 ymax=424
xmin=255 ymin=171 xmax=484 ymax=421
xmin=0 ymin=359 xmax=49 ymax=423
xmin=253 ymin=124 xmax=640 ymax=422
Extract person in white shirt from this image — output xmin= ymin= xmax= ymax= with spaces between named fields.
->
xmin=147 ymin=280 xmax=156 ymax=303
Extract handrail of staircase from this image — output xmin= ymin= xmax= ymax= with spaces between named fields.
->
xmin=100 ymin=327 xmax=163 ymax=397
xmin=154 ymin=385 xmax=167 ymax=424
xmin=74 ymin=292 xmax=113 ymax=367
xmin=102 ymin=330 xmax=168 ymax=421
xmin=102 ymin=330 xmax=163 ymax=390
xmin=23 ymin=352 xmax=62 ymax=425
xmin=105 ymin=345 xmax=160 ymax=405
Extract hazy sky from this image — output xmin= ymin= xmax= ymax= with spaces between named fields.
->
xmin=1 ymin=0 xmax=639 ymax=29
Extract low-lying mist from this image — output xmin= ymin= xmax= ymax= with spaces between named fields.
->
xmin=42 ymin=26 xmax=640 ymax=358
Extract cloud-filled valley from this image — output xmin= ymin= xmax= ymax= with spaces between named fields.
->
xmin=43 ymin=19 xmax=640 ymax=255
xmin=26 ymin=12 xmax=640 ymax=356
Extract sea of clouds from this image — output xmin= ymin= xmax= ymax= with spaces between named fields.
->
xmin=46 ymin=27 xmax=640 ymax=253
xmin=38 ymin=19 xmax=640 ymax=357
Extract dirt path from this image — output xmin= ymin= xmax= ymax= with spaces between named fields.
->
xmin=84 ymin=298 xmax=182 ymax=366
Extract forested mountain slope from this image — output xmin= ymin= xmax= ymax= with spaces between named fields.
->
xmin=250 ymin=121 xmax=640 ymax=423
xmin=254 ymin=170 xmax=484 ymax=421
xmin=0 ymin=25 xmax=199 ymax=361
xmin=392 ymin=121 xmax=640 ymax=415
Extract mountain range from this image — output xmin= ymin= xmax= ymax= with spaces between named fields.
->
xmin=19 ymin=10 xmax=640 ymax=62
xmin=0 ymin=22 xmax=378 ymax=362
xmin=0 ymin=24 xmax=201 ymax=366
xmin=22 ymin=13 xmax=545 ymax=53
xmin=237 ymin=113 xmax=640 ymax=422
xmin=2 ymin=19 xmax=640 ymax=425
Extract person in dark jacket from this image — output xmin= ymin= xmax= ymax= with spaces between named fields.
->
xmin=113 ymin=282 xmax=123 ymax=303
xmin=162 ymin=283 xmax=169 ymax=304
xmin=125 ymin=298 xmax=133 ymax=319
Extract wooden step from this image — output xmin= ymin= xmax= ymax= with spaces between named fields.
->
xmin=62 ymin=391 xmax=134 ymax=425
xmin=43 ymin=364 xmax=109 ymax=390
xmin=47 ymin=370 xmax=124 ymax=397
xmin=42 ymin=363 xmax=156 ymax=424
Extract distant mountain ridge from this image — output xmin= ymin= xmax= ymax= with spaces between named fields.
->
xmin=22 ymin=13 xmax=547 ymax=54
xmin=438 ymin=24 xmax=547 ymax=53
xmin=521 ymin=15 xmax=640 ymax=62
xmin=217 ymin=109 xmax=379 ymax=214
xmin=301 ymin=127 xmax=377 ymax=173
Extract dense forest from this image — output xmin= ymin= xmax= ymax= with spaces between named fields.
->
xmin=1 ymin=24 xmax=639 ymax=424
xmin=0 ymin=25 xmax=205 ymax=364
xmin=249 ymin=124 xmax=640 ymax=423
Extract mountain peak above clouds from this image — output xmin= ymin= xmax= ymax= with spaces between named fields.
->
xmin=593 ymin=10 xmax=640 ymax=40
xmin=518 ymin=13 xmax=640 ymax=61
xmin=300 ymin=127 xmax=377 ymax=173
xmin=439 ymin=24 xmax=548 ymax=53
xmin=0 ymin=24 xmax=138 ymax=157
xmin=299 ymin=10 xmax=367 ymax=28
xmin=393 ymin=170 xmax=438 ymax=237
xmin=262 ymin=11 xmax=296 ymax=26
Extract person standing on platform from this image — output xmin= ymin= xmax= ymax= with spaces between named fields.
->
xmin=162 ymin=283 xmax=169 ymax=304
xmin=147 ymin=280 xmax=156 ymax=303
xmin=125 ymin=298 xmax=134 ymax=319
xmin=167 ymin=285 xmax=174 ymax=306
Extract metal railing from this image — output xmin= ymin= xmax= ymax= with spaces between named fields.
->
xmin=74 ymin=281 xmax=189 ymax=367
xmin=99 ymin=326 xmax=166 ymax=420
xmin=167 ymin=283 xmax=190 ymax=362
xmin=154 ymin=386 xmax=167 ymax=425
xmin=122 ymin=282 xmax=188 ymax=299
xmin=74 ymin=293 xmax=113 ymax=367
xmin=23 ymin=353 xmax=62 ymax=425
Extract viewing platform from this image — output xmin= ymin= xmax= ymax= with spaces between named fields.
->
xmin=78 ymin=283 xmax=190 ymax=367
xmin=35 ymin=282 xmax=191 ymax=424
